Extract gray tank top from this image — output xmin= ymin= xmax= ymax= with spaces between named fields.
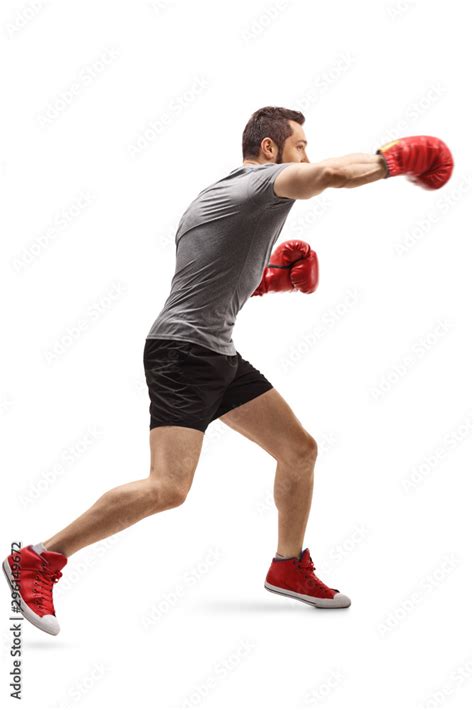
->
xmin=146 ymin=163 xmax=296 ymax=355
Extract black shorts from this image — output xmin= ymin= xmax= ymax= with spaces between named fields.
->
xmin=143 ymin=338 xmax=274 ymax=433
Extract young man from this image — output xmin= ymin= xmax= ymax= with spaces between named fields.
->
xmin=3 ymin=107 xmax=453 ymax=634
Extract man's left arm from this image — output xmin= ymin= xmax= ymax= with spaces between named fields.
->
xmin=251 ymin=240 xmax=319 ymax=297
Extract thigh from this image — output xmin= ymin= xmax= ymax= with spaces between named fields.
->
xmin=211 ymin=351 xmax=273 ymax=423
xmin=144 ymin=338 xmax=237 ymax=433
xmin=149 ymin=425 xmax=204 ymax=494
xmin=218 ymin=386 xmax=315 ymax=463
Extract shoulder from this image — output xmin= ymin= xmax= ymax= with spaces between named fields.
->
xmin=246 ymin=163 xmax=296 ymax=205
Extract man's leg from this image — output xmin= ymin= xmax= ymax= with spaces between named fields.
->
xmin=219 ymin=388 xmax=317 ymax=558
xmin=42 ymin=425 xmax=204 ymax=557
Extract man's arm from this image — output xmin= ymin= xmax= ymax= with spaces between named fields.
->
xmin=274 ymin=136 xmax=454 ymax=199
xmin=274 ymin=154 xmax=388 ymax=200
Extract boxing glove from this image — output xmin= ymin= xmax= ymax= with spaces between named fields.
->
xmin=251 ymin=240 xmax=319 ymax=297
xmin=376 ymin=135 xmax=453 ymax=189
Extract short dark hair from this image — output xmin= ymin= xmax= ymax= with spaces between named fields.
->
xmin=242 ymin=106 xmax=305 ymax=160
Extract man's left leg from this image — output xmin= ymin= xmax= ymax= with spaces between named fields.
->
xmin=219 ymin=387 xmax=317 ymax=558
xmin=218 ymin=384 xmax=351 ymax=608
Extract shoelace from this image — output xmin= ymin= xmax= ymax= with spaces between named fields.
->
xmin=32 ymin=562 xmax=63 ymax=614
xmin=297 ymin=554 xmax=339 ymax=594
xmin=299 ymin=553 xmax=316 ymax=575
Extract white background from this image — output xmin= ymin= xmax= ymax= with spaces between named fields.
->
xmin=0 ymin=0 xmax=472 ymax=708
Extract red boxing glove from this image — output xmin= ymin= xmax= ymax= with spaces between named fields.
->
xmin=376 ymin=135 xmax=454 ymax=190
xmin=251 ymin=240 xmax=319 ymax=297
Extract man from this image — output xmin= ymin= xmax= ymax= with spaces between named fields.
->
xmin=3 ymin=107 xmax=453 ymax=634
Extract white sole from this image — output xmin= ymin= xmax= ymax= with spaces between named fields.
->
xmin=2 ymin=558 xmax=60 ymax=635
xmin=264 ymin=581 xmax=351 ymax=608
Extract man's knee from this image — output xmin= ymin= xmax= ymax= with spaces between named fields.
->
xmin=282 ymin=432 xmax=318 ymax=466
xmin=304 ymin=434 xmax=318 ymax=460
xmin=148 ymin=480 xmax=190 ymax=512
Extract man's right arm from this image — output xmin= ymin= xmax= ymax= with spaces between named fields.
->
xmin=274 ymin=153 xmax=388 ymax=200
xmin=274 ymin=136 xmax=454 ymax=199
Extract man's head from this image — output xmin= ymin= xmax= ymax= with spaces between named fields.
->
xmin=242 ymin=106 xmax=309 ymax=165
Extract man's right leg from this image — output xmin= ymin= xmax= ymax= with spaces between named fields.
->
xmin=42 ymin=425 xmax=204 ymax=557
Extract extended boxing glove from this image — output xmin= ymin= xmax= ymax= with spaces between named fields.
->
xmin=251 ymin=240 xmax=319 ymax=297
xmin=376 ymin=135 xmax=453 ymax=189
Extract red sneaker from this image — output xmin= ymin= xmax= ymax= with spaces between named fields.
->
xmin=2 ymin=545 xmax=68 ymax=635
xmin=265 ymin=548 xmax=351 ymax=608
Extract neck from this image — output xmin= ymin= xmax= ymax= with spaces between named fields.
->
xmin=242 ymin=159 xmax=275 ymax=167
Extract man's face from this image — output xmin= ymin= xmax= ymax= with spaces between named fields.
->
xmin=278 ymin=120 xmax=310 ymax=163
